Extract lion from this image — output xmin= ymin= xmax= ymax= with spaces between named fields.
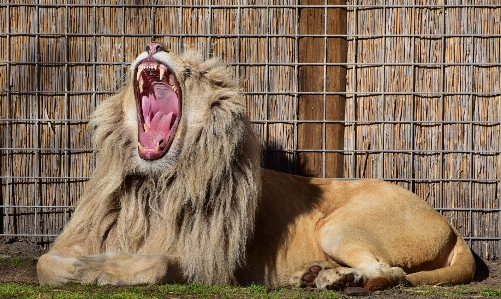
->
xmin=37 ymin=42 xmax=475 ymax=291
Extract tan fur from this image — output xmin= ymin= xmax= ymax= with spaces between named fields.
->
xmin=37 ymin=49 xmax=475 ymax=290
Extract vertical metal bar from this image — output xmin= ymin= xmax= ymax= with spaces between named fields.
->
xmin=207 ymin=0 xmax=213 ymax=57
xmin=351 ymin=2 xmax=357 ymax=178
xmin=379 ymin=3 xmax=386 ymax=179
xmin=498 ymin=25 xmax=501 ymax=259
xmin=3 ymin=2 xmax=12 ymax=237
xmin=439 ymin=1 xmax=446 ymax=216
xmin=496 ymin=10 xmax=501 ymax=255
xmin=121 ymin=1 xmax=126 ymax=82
xmin=151 ymin=0 xmax=156 ymax=40
xmin=92 ymin=0 xmax=98 ymax=168
xmin=34 ymin=2 xmax=41 ymax=240
xmin=236 ymin=0 xmax=241 ymax=82
xmin=293 ymin=0 xmax=299 ymax=175
xmin=178 ymin=0 xmax=183 ymax=53
xmin=410 ymin=4 xmax=415 ymax=192
xmin=322 ymin=0 xmax=327 ymax=178
xmin=467 ymin=7 xmax=475 ymax=249
xmin=64 ymin=0 xmax=71 ymax=225
xmin=264 ymin=4 xmax=270 ymax=160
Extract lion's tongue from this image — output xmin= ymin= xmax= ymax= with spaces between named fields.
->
xmin=139 ymin=93 xmax=177 ymax=148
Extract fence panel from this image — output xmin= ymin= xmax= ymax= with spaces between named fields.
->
xmin=1 ymin=1 xmax=500 ymax=259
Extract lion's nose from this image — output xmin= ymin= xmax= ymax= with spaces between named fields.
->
xmin=146 ymin=42 xmax=165 ymax=56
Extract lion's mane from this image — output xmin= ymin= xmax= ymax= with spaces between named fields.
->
xmin=55 ymin=51 xmax=262 ymax=284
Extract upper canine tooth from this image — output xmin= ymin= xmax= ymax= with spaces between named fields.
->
xmin=159 ymin=68 xmax=165 ymax=80
xmin=143 ymin=123 xmax=149 ymax=133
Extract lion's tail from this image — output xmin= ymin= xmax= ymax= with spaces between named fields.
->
xmin=405 ymin=230 xmax=476 ymax=286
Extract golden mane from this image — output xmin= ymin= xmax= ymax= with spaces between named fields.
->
xmin=55 ymin=51 xmax=262 ymax=284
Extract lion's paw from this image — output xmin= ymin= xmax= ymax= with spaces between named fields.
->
xmin=290 ymin=261 xmax=367 ymax=291
xmin=315 ymin=267 xmax=366 ymax=290
xmin=72 ymin=255 xmax=122 ymax=285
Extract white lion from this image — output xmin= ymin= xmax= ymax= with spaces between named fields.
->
xmin=37 ymin=43 xmax=475 ymax=291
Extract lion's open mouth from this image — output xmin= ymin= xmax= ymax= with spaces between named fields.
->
xmin=134 ymin=59 xmax=181 ymax=160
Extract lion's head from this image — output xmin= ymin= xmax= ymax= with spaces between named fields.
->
xmin=58 ymin=44 xmax=262 ymax=284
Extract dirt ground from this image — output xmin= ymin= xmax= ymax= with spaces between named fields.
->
xmin=0 ymin=240 xmax=500 ymax=298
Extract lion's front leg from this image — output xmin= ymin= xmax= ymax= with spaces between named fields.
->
xmin=37 ymin=252 xmax=184 ymax=285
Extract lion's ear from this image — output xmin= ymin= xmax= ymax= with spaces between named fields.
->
xmin=210 ymin=101 xmax=221 ymax=109
xmin=207 ymin=78 xmax=226 ymax=87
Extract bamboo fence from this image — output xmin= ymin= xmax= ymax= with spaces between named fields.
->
xmin=344 ymin=0 xmax=501 ymax=259
xmin=1 ymin=1 xmax=500 ymax=260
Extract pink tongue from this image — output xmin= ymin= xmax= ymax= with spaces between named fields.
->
xmin=139 ymin=111 xmax=176 ymax=148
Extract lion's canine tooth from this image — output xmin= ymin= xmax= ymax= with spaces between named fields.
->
xmin=138 ymin=142 xmax=145 ymax=152
xmin=159 ymin=68 xmax=165 ymax=80
xmin=139 ymin=79 xmax=144 ymax=93
xmin=143 ymin=123 xmax=149 ymax=133
xmin=155 ymin=143 xmax=160 ymax=152
xmin=137 ymin=67 xmax=143 ymax=81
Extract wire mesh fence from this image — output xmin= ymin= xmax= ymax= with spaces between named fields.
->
xmin=1 ymin=1 xmax=500 ymax=260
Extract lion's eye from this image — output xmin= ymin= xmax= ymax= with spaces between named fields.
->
xmin=184 ymin=66 xmax=192 ymax=77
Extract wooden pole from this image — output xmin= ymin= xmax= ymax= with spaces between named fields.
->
xmin=298 ymin=0 xmax=347 ymax=178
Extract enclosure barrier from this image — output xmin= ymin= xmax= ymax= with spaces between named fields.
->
xmin=1 ymin=1 xmax=500 ymax=260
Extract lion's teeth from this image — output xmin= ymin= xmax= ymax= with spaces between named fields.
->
xmin=155 ymin=143 xmax=160 ymax=152
xmin=159 ymin=68 xmax=165 ymax=80
xmin=137 ymin=67 xmax=143 ymax=81
xmin=139 ymin=77 xmax=144 ymax=93
xmin=143 ymin=123 xmax=149 ymax=133
xmin=138 ymin=142 xmax=145 ymax=152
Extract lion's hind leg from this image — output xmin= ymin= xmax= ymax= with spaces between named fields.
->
xmin=315 ymin=225 xmax=409 ymax=291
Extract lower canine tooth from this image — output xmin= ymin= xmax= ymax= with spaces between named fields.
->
xmin=155 ymin=143 xmax=160 ymax=152
xmin=136 ymin=67 xmax=143 ymax=81
xmin=138 ymin=142 xmax=145 ymax=152
xmin=143 ymin=123 xmax=149 ymax=133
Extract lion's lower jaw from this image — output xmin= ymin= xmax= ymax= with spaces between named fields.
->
xmin=132 ymin=144 xmax=181 ymax=175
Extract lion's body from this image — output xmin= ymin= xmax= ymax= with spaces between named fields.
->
xmin=37 ymin=47 xmax=475 ymax=290
xmin=240 ymin=170 xmax=474 ymax=287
